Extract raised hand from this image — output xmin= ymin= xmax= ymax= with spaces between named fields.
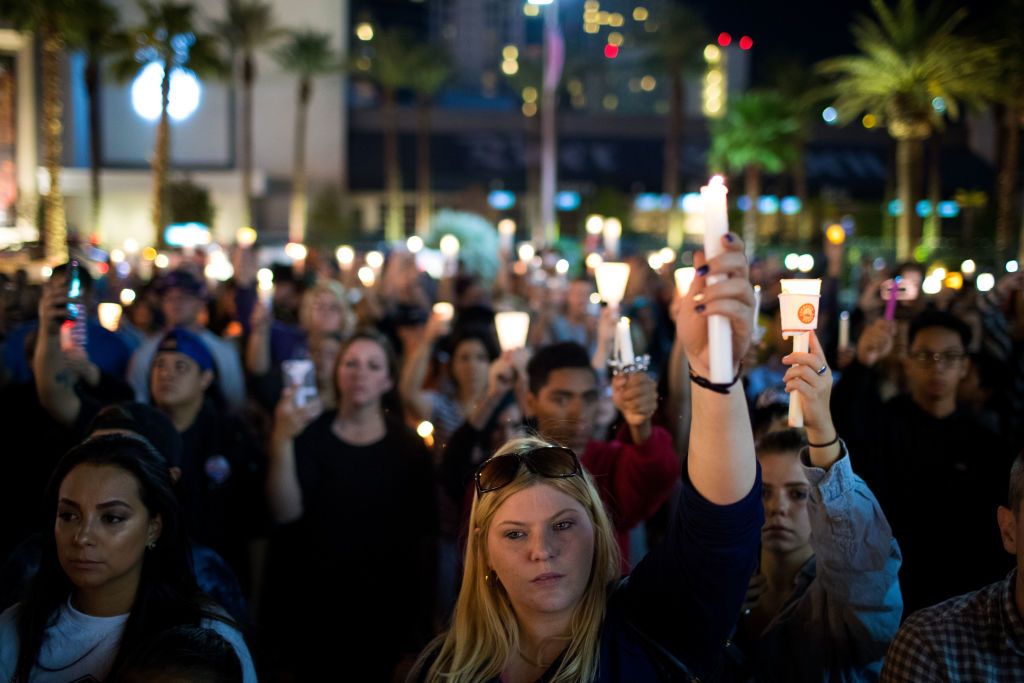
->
xmin=611 ymin=371 xmax=657 ymax=431
xmin=674 ymin=233 xmax=755 ymax=378
xmin=856 ymin=319 xmax=896 ymax=367
xmin=782 ymin=331 xmax=834 ymax=437
xmin=272 ymin=387 xmax=323 ymax=442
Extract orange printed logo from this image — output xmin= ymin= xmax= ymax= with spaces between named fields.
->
xmin=797 ymin=303 xmax=816 ymax=324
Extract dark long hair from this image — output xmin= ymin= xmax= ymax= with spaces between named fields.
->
xmin=333 ymin=329 xmax=403 ymax=419
xmin=15 ymin=433 xmax=232 ymax=681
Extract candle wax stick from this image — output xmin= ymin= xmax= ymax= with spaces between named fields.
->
xmin=788 ymin=332 xmax=809 ymax=427
xmin=839 ymin=311 xmax=850 ymax=350
xmin=701 ymin=177 xmax=733 ymax=382
xmin=615 ymin=317 xmax=635 ymax=365
xmin=884 ymin=277 xmax=900 ymax=322
xmin=752 ymin=285 xmax=761 ymax=333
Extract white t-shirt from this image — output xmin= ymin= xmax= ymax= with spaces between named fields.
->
xmin=0 ymin=599 xmax=257 ymax=682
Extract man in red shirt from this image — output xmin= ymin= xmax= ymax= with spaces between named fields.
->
xmin=523 ymin=342 xmax=681 ymax=567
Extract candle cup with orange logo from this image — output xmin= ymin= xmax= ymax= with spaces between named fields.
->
xmin=779 ymin=279 xmax=822 ymax=428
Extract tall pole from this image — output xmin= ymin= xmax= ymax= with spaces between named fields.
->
xmin=537 ymin=2 xmax=562 ymax=247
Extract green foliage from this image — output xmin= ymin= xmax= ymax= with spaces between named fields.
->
xmin=307 ymin=186 xmax=352 ymax=246
xmin=428 ymin=210 xmax=500 ymax=283
xmin=274 ymin=30 xmax=340 ymax=78
xmin=163 ymin=177 xmax=214 ymax=225
xmin=107 ymin=1 xmax=227 ymax=84
xmin=708 ymin=91 xmax=800 ymax=175
xmin=0 ymin=0 xmax=78 ymax=33
xmin=212 ymin=0 xmax=285 ymax=57
xmin=63 ymin=0 xmax=121 ymax=58
xmin=352 ymin=28 xmax=419 ymax=92
xmin=409 ymin=42 xmax=451 ymax=99
xmin=816 ymin=0 xmax=1000 ymax=139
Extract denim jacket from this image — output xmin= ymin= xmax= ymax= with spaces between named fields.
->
xmin=728 ymin=443 xmax=904 ymax=682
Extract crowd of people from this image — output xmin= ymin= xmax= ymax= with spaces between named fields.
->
xmin=0 ymin=232 xmax=1021 ymax=682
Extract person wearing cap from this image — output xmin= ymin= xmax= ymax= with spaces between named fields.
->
xmin=149 ymin=327 xmax=268 ymax=594
xmin=125 ymin=269 xmax=246 ymax=412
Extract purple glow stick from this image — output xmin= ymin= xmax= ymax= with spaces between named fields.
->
xmin=884 ymin=276 xmax=900 ymax=321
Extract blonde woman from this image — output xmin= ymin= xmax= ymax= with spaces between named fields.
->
xmin=413 ymin=232 xmax=763 ymax=682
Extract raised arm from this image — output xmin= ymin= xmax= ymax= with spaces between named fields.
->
xmin=266 ymin=389 xmax=321 ymax=524
xmin=784 ymin=331 xmax=903 ymax=671
xmin=677 ymin=234 xmax=757 ymax=504
xmin=244 ymin=301 xmax=273 ymax=377
xmin=398 ymin=312 xmax=449 ymax=421
xmin=32 ymin=274 xmax=84 ymax=427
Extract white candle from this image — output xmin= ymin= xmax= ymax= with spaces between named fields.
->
xmin=752 ymin=285 xmax=761 ymax=334
xmin=615 ymin=316 xmax=635 ymax=365
xmin=674 ymin=267 xmax=696 ymax=297
xmin=603 ymin=218 xmax=622 ymax=258
xmin=336 ymin=245 xmax=355 ymax=271
xmin=595 ymin=262 xmax=630 ymax=310
xmin=788 ymin=332 xmax=809 ymax=428
xmin=256 ymin=268 xmax=274 ymax=309
xmin=97 ymin=303 xmax=123 ymax=332
xmin=498 ymin=219 xmax=516 ymax=254
xmin=839 ymin=311 xmax=850 ymax=350
xmin=495 ymin=311 xmax=530 ymax=351
xmin=432 ymin=302 xmax=454 ymax=322
xmin=701 ymin=175 xmax=733 ymax=383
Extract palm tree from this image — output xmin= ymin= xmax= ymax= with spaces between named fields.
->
xmin=643 ymin=4 xmax=707 ymax=246
xmin=65 ymin=0 xmax=120 ymax=237
xmin=0 ymin=0 xmax=77 ymax=261
xmin=212 ymin=0 xmax=285 ymax=231
xmin=708 ymin=91 xmax=799 ymax=256
xmin=109 ymin=0 xmax=225 ymax=244
xmin=768 ymin=59 xmax=829 ymax=243
xmin=817 ymin=0 xmax=1000 ymax=260
xmin=274 ymin=30 xmax=340 ymax=244
xmin=990 ymin=0 xmax=1024 ymax=261
xmin=408 ymin=42 xmax=451 ymax=237
xmin=355 ymin=28 xmax=419 ymax=242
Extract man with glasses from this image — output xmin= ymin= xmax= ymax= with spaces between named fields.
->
xmin=832 ymin=309 xmax=1012 ymax=613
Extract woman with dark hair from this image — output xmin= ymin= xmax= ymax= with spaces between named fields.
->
xmin=263 ymin=330 xmax=438 ymax=681
xmin=0 ymin=433 xmax=255 ymax=682
xmin=400 ymin=311 xmax=500 ymax=453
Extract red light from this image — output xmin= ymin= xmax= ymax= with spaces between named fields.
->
xmin=739 ymin=35 xmax=753 ymax=50
xmin=717 ymin=32 xmax=732 ymax=47
xmin=603 ymin=43 xmax=619 ymax=59
xmin=97 ymin=262 xmax=109 ymax=274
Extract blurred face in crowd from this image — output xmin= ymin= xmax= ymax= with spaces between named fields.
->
xmin=486 ymin=483 xmax=595 ymax=624
xmin=150 ymin=351 xmax=213 ymax=410
xmin=307 ymin=291 xmax=346 ymax=336
xmin=566 ymin=281 xmax=594 ymax=320
xmin=161 ymin=288 xmax=204 ymax=328
xmin=903 ymin=326 xmax=969 ymax=407
xmin=56 ymin=464 xmax=162 ymax=601
xmin=309 ymin=335 xmax=342 ymax=387
xmin=490 ymin=402 xmax=524 ymax=452
xmin=450 ymin=338 xmax=491 ymax=397
xmin=527 ymin=368 xmax=600 ymax=455
xmin=758 ymin=451 xmax=812 ymax=556
xmin=336 ymin=338 xmax=393 ymax=410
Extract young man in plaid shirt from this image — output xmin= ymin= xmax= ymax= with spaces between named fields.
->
xmin=882 ymin=451 xmax=1024 ymax=681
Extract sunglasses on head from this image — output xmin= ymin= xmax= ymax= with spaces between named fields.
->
xmin=474 ymin=446 xmax=582 ymax=496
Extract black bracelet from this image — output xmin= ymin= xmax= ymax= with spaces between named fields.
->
xmin=807 ymin=433 xmax=840 ymax=449
xmin=688 ymin=363 xmax=743 ymax=395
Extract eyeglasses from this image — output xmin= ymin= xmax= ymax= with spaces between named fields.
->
xmin=474 ymin=446 xmax=582 ymax=495
xmin=909 ymin=351 xmax=967 ymax=368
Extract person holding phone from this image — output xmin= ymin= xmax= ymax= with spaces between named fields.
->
xmin=832 ymin=309 xmax=1014 ymax=613
xmin=263 ymin=330 xmax=438 ymax=681
xmin=728 ymin=331 xmax=902 ymax=682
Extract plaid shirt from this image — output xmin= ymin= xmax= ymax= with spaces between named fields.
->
xmin=881 ymin=570 xmax=1024 ymax=682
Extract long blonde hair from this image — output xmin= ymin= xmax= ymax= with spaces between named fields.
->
xmin=416 ymin=436 xmax=621 ymax=683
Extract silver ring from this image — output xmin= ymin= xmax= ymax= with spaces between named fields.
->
xmin=816 ymin=364 xmax=828 ymax=376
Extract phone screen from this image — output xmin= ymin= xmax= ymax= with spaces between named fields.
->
xmin=282 ymin=359 xmax=317 ymax=407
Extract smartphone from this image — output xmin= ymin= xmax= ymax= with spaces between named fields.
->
xmin=62 ymin=259 xmax=88 ymax=351
xmin=282 ymin=359 xmax=317 ymax=407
